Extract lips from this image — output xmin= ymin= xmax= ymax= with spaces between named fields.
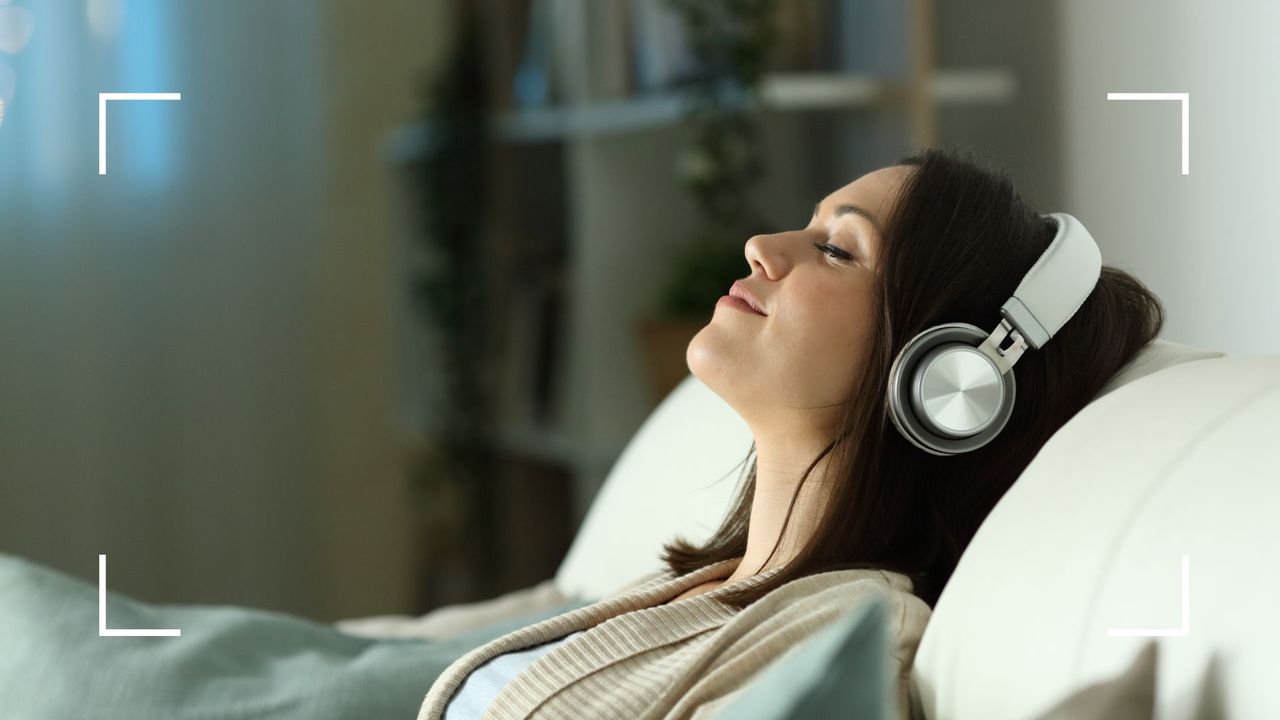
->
xmin=728 ymin=281 xmax=767 ymax=316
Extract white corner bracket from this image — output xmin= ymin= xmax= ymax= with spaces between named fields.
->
xmin=1105 ymin=92 xmax=1189 ymax=175
xmin=1106 ymin=554 xmax=1190 ymax=638
xmin=98 ymin=554 xmax=181 ymax=637
xmin=97 ymin=92 xmax=182 ymax=175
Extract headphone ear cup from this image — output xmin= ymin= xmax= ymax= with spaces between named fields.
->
xmin=886 ymin=323 xmax=1017 ymax=456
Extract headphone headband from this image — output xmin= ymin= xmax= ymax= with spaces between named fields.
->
xmin=998 ymin=213 xmax=1102 ymax=351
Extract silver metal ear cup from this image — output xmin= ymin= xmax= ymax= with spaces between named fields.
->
xmin=886 ymin=323 xmax=1017 ymax=456
xmin=912 ymin=344 xmax=1006 ymax=437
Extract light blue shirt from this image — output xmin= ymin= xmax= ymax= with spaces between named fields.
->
xmin=444 ymin=629 xmax=587 ymax=720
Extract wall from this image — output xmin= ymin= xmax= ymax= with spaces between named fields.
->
xmin=307 ymin=0 xmax=454 ymax=619
xmin=1059 ymin=0 xmax=1279 ymax=354
xmin=935 ymin=0 xmax=1063 ymax=207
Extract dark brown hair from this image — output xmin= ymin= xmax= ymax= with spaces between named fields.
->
xmin=661 ymin=146 xmax=1165 ymax=609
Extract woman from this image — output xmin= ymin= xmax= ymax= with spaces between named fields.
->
xmin=418 ymin=147 xmax=1165 ymax=720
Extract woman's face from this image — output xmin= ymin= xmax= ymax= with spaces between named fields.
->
xmin=687 ymin=164 xmax=912 ymax=433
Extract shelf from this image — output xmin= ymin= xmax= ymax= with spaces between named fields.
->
xmin=493 ymin=68 xmax=1016 ymax=143
xmin=384 ymin=68 xmax=1017 ymax=162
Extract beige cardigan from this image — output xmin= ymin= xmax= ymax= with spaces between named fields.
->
xmin=418 ymin=556 xmax=932 ymax=720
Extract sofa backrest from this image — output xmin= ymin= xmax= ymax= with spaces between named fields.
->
xmin=1095 ymin=338 xmax=1226 ymax=397
xmin=909 ymin=345 xmax=1280 ymax=720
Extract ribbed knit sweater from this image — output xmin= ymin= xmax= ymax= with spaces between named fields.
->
xmin=418 ymin=556 xmax=931 ymax=720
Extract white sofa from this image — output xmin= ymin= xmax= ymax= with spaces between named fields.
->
xmin=342 ymin=339 xmax=1280 ymax=718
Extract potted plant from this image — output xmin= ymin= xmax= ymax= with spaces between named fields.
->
xmin=406 ymin=6 xmax=500 ymax=608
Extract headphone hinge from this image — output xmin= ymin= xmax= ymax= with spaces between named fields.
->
xmin=977 ymin=318 xmax=1027 ymax=375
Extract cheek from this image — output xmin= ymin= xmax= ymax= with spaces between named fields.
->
xmin=776 ymin=286 xmax=874 ymax=396
xmin=785 ymin=285 xmax=869 ymax=352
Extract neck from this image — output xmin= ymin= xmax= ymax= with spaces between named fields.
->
xmin=722 ymin=432 xmax=835 ymax=585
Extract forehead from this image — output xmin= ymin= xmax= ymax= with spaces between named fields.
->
xmin=816 ymin=165 xmax=913 ymax=220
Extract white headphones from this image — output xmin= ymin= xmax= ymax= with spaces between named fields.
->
xmin=886 ymin=212 xmax=1102 ymax=456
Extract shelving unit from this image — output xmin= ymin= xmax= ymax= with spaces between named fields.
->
xmin=386 ymin=68 xmax=1016 ymax=153
xmin=390 ymin=0 xmax=1023 ymax=526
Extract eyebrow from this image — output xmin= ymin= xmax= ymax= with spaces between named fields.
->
xmin=813 ymin=202 xmax=882 ymax=234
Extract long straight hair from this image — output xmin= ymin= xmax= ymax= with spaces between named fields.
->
xmin=660 ymin=147 xmax=1166 ymax=609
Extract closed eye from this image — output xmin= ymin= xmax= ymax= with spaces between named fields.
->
xmin=813 ymin=242 xmax=854 ymax=262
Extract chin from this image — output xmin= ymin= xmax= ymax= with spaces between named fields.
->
xmin=686 ymin=325 xmax=743 ymax=405
xmin=685 ymin=324 xmax=716 ymax=379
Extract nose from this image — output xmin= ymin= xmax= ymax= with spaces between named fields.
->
xmin=744 ymin=232 xmax=790 ymax=280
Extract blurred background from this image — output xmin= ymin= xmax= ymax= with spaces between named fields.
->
xmin=0 ymin=0 xmax=1275 ymax=622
